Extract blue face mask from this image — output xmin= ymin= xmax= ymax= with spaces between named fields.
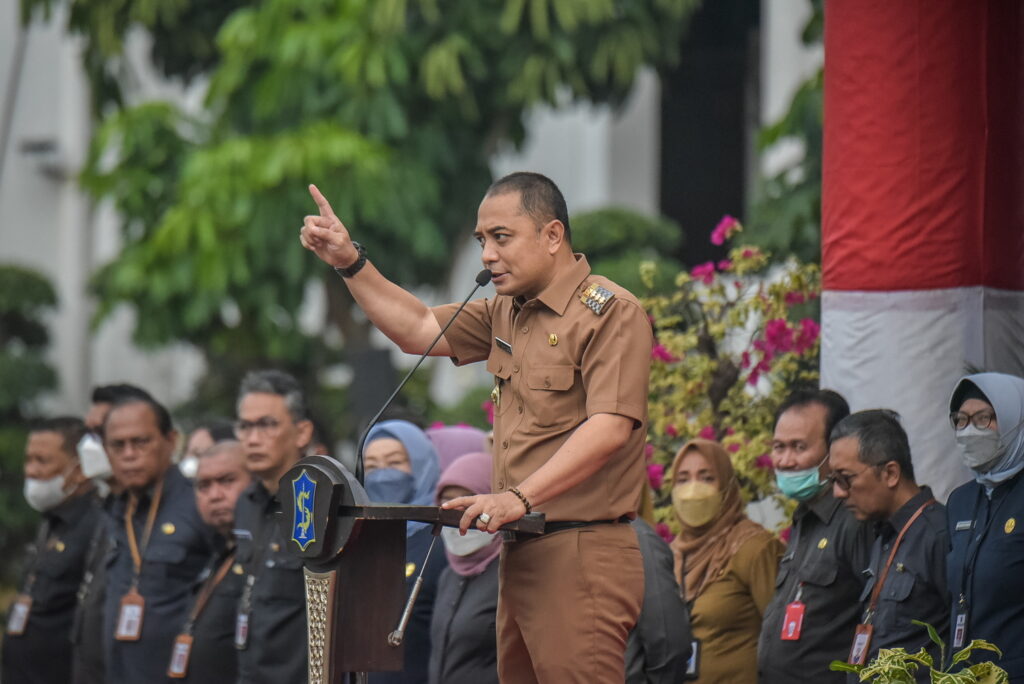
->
xmin=364 ymin=468 xmax=416 ymax=504
xmin=775 ymin=465 xmax=827 ymax=502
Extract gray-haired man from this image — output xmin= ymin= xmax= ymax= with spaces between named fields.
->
xmin=232 ymin=370 xmax=314 ymax=684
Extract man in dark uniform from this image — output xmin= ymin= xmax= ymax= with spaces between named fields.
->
xmin=167 ymin=440 xmax=251 ymax=682
xmin=233 ymin=369 xmax=313 ymax=684
xmin=758 ymin=389 xmax=874 ymax=683
xmin=2 ymin=417 xmax=100 ymax=684
xmin=73 ymin=383 xmax=153 ymax=684
xmin=829 ymin=410 xmax=948 ymax=676
xmin=300 ymin=172 xmax=653 ymax=683
xmin=101 ymin=395 xmax=215 ymax=683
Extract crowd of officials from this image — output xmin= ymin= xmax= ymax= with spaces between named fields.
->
xmin=3 ymin=168 xmax=1024 ymax=684
xmin=3 ymin=369 xmax=1024 ymax=683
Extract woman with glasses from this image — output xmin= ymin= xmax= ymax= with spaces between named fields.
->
xmin=945 ymin=372 xmax=1024 ymax=679
xmin=669 ymin=438 xmax=783 ymax=683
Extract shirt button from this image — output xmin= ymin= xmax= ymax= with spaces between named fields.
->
xmin=518 ymin=404 xmax=524 ymax=413
xmin=265 ymin=559 xmax=275 ymax=568
xmin=513 ymin=366 xmax=520 ymax=373
xmin=521 ymin=326 xmax=529 ymax=334
xmin=497 ymin=479 xmax=505 ymax=489
xmin=502 ymin=440 xmax=509 ymax=449
xmin=543 ymin=378 xmax=551 ymax=388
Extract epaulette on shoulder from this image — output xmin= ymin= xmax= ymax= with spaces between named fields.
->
xmin=580 ymin=282 xmax=615 ymax=315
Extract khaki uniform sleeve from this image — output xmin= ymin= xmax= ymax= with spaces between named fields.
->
xmin=431 ymin=298 xmax=494 ymax=366
xmin=580 ymin=298 xmax=653 ymax=426
xmin=737 ymin=532 xmax=786 ymax=617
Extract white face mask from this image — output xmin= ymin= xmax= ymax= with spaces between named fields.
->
xmin=78 ymin=434 xmax=112 ymax=480
xmin=956 ymin=424 xmax=1004 ymax=470
xmin=178 ymin=455 xmax=199 ymax=480
xmin=23 ymin=474 xmax=69 ymax=512
xmin=440 ymin=527 xmax=494 ymax=557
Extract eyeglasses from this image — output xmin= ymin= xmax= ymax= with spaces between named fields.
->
xmin=950 ymin=410 xmax=996 ymax=431
xmin=106 ymin=435 xmax=154 ymax=454
xmin=234 ymin=417 xmax=282 ymax=438
xmin=830 ymin=465 xmax=881 ymax=492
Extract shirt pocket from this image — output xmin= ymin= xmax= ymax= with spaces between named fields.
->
xmin=486 ymin=355 xmax=514 ymax=419
xmin=798 ymin=559 xmax=837 ymax=588
xmin=525 ymin=364 xmax=581 ymax=430
xmin=876 ymin=568 xmax=915 ymax=633
xmin=261 ymin=552 xmax=305 ymax=602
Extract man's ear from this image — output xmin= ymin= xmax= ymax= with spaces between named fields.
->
xmin=296 ymin=419 xmax=314 ymax=451
xmin=883 ymin=461 xmax=902 ymax=488
xmin=541 ymin=219 xmax=567 ymax=254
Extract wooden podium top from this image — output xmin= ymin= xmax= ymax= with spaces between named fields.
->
xmin=338 ymin=504 xmax=546 ymax=535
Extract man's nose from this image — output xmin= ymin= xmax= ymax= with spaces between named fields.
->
xmin=832 ymin=480 xmax=847 ymax=499
xmin=480 ymin=242 xmax=498 ymax=265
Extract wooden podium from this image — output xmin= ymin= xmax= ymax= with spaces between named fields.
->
xmin=277 ymin=456 xmax=545 ymax=683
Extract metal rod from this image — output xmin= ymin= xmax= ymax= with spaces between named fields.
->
xmin=387 ymin=527 xmax=441 ymax=646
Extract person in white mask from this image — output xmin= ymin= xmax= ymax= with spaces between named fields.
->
xmin=945 ymin=373 xmax=1024 ymax=679
xmin=429 ymin=451 xmax=501 ymax=684
xmin=2 ymin=417 xmax=101 ymax=684
xmin=668 ymin=438 xmax=783 ymax=683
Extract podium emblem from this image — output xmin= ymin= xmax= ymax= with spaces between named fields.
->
xmin=291 ymin=469 xmax=317 ymax=551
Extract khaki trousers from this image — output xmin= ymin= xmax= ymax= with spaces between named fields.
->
xmin=496 ymin=523 xmax=644 ymax=684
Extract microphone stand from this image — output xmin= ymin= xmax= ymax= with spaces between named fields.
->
xmin=352 ymin=267 xmax=493 ymax=485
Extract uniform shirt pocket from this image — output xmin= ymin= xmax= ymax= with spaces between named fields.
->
xmin=798 ymin=559 xmax=838 ymax=587
xmin=525 ymin=364 xmax=580 ymax=429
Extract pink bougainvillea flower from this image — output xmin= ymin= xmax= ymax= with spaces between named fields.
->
xmin=755 ymin=453 xmax=773 ymax=469
xmin=741 ymin=351 xmax=752 ymax=369
xmin=481 ymin=400 xmax=495 ymax=426
xmin=698 ymin=425 xmax=716 ymax=440
xmin=655 ymin=522 xmax=675 ymax=544
xmin=780 ymin=526 xmax=792 ymax=544
xmin=644 ymin=443 xmax=655 ymax=459
xmin=710 ymin=215 xmax=740 ymax=246
xmin=429 ymin=421 xmax=446 ymax=429
xmin=647 ymin=463 xmax=665 ymax=490
xmin=793 ymin=318 xmax=821 ymax=355
xmin=785 ymin=292 xmax=806 ymax=306
xmin=741 ymin=248 xmax=760 ymax=259
xmin=717 ymin=259 xmax=733 ymax=271
xmin=747 ymin=369 xmax=761 ymax=386
xmin=726 ymin=427 xmax=735 ymax=436
xmin=651 ymin=343 xmax=679 ymax=363
xmin=727 ymin=443 xmax=740 ymax=453
xmin=691 ymin=262 xmax=716 ymax=285
xmin=665 ymin=424 xmax=679 ymax=437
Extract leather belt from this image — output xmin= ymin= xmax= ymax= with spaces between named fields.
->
xmin=501 ymin=515 xmax=631 ymax=543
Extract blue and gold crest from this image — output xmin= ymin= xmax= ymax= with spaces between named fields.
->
xmin=291 ymin=469 xmax=317 ymax=551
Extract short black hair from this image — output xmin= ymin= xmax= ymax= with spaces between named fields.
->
xmin=237 ymin=369 xmax=308 ymax=424
xmin=830 ymin=409 xmax=915 ymax=482
xmin=105 ymin=396 xmax=174 ymax=436
xmin=774 ymin=387 xmax=851 ymax=447
xmin=191 ymin=418 xmax=235 ymax=443
xmin=486 ymin=172 xmax=571 ymax=244
xmin=91 ymin=383 xmax=153 ymax=405
xmin=30 ymin=416 xmax=87 ymax=457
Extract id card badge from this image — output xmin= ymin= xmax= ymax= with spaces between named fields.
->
xmin=848 ymin=623 xmax=874 ymax=665
xmin=5 ymin=595 xmax=31 ymax=635
xmin=115 ymin=590 xmax=145 ymax=641
xmin=780 ymin=601 xmax=805 ymax=641
xmin=953 ymin=611 xmax=967 ymax=649
xmin=685 ymin=638 xmax=701 ymax=680
xmin=167 ymin=634 xmax=193 ymax=678
xmin=234 ymin=611 xmax=250 ymax=649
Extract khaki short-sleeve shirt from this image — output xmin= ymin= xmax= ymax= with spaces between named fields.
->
xmin=431 ymin=255 xmax=652 ymax=521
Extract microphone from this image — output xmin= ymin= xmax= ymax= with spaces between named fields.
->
xmin=353 ymin=269 xmax=493 ymax=483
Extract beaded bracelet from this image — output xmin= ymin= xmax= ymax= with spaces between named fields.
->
xmin=508 ymin=487 xmax=532 ymax=514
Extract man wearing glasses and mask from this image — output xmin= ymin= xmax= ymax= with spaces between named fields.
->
xmin=829 ymin=410 xmax=947 ymax=677
xmin=232 ymin=369 xmax=314 ymax=684
xmin=758 ymin=388 xmax=874 ymax=683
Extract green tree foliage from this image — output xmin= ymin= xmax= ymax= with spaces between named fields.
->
xmin=0 ymin=265 xmax=59 ymax=585
xmin=570 ymin=207 xmax=685 ymax=294
xmin=25 ymin=0 xmax=699 ymax=420
xmin=747 ymin=0 xmax=823 ymax=264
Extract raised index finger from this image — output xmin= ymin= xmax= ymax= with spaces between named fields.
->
xmin=308 ymin=184 xmax=336 ymax=219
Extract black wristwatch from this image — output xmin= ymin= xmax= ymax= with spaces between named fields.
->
xmin=334 ymin=242 xmax=367 ymax=278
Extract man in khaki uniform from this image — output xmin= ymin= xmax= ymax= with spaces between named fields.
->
xmin=300 ymin=171 xmax=652 ymax=683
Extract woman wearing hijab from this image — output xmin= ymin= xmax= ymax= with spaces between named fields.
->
xmin=364 ymin=420 xmax=448 ymax=684
xmin=669 ymin=438 xmax=783 ymax=683
xmin=424 ymin=424 xmax=489 ymax=474
xmin=428 ymin=451 xmax=501 ymax=684
xmin=946 ymin=373 xmax=1024 ymax=679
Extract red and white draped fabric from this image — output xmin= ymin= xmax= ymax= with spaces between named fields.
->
xmin=820 ymin=0 xmax=1024 ymax=500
